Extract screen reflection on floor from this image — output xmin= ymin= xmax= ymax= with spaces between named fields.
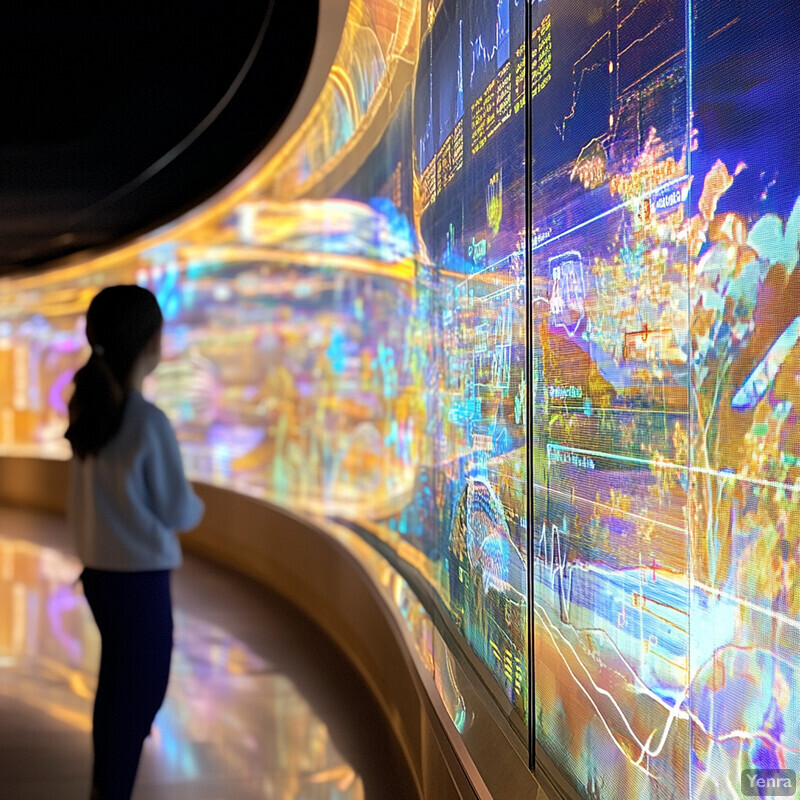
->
xmin=0 ymin=535 xmax=365 ymax=799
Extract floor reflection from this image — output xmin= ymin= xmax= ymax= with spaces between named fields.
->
xmin=0 ymin=534 xmax=364 ymax=799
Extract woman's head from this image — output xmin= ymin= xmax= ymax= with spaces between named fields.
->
xmin=66 ymin=285 xmax=163 ymax=459
xmin=85 ymin=285 xmax=163 ymax=383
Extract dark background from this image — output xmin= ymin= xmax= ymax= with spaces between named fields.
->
xmin=0 ymin=1 xmax=318 ymax=272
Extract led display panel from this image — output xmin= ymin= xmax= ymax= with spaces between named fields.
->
xmin=415 ymin=0 xmax=529 ymax=724
xmin=530 ymin=0 xmax=800 ymax=798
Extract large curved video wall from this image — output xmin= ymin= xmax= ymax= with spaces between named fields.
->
xmin=1 ymin=1 xmax=799 ymax=798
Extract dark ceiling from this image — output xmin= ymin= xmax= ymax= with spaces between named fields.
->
xmin=0 ymin=1 xmax=318 ymax=274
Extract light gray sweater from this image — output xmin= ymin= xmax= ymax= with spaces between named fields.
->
xmin=68 ymin=391 xmax=205 ymax=571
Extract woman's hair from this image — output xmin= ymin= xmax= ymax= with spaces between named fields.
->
xmin=65 ymin=285 xmax=163 ymax=459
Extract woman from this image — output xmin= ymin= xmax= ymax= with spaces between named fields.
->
xmin=66 ymin=285 xmax=204 ymax=800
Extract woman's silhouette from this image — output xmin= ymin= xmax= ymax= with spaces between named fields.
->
xmin=66 ymin=285 xmax=204 ymax=799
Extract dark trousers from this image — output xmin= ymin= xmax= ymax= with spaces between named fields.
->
xmin=81 ymin=568 xmax=173 ymax=800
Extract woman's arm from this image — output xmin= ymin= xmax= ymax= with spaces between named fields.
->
xmin=143 ymin=408 xmax=205 ymax=532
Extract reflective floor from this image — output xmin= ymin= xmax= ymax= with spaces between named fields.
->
xmin=0 ymin=506 xmax=417 ymax=800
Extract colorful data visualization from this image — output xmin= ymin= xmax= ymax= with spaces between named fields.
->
xmin=0 ymin=0 xmax=798 ymax=798
xmin=414 ymin=0 xmax=529 ymax=724
xmin=531 ymin=0 xmax=800 ymax=798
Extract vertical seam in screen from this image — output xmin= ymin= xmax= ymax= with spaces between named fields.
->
xmin=524 ymin=0 xmax=535 ymax=772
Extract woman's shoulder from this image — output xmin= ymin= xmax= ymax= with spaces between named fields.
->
xmin=126 ymin=392 xmax=172 ymax=435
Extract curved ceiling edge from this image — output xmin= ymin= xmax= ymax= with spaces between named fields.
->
xmin=0 ymin=1 xmax=329 ymax=276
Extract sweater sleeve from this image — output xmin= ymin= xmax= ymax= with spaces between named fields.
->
xmin=144 ymin=407 xmax=205 ymax=532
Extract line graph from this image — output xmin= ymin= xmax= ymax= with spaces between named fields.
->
xmin=469 ymin=0 xmax=511 ymax=91
xmin=554 ymin=31 xmax=612 ymax=140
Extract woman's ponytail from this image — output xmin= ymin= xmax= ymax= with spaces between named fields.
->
xmin=65 ymin=351 xmax=126 ymax=459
